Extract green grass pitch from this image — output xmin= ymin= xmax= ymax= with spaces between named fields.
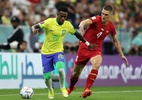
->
xmin=0 ymin=86 xmax=142 ymax=100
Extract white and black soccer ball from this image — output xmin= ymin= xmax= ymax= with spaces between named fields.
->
xmin=20 ymin=86 xmax=34 ymax=99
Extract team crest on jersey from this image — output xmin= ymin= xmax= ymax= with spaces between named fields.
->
xmin=91 ymin=16 xmax=96 ymax=20
xmin=62 ymin=30 xmax=66 ymax=35
xmin=58 ymin=54 xmax=64 ymax=59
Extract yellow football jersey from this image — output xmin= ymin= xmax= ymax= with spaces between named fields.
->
xmin=39 ymin=18 xmax=76 ymax=54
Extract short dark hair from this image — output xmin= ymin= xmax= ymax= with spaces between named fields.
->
xmin=103 ymin=5 xmax=113 ymax=14
xmin=58 ymin=6 xmax=68 ymax=12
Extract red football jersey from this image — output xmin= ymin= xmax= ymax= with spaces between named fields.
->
xmin=81 ymin=15 xmax=116 ymax=52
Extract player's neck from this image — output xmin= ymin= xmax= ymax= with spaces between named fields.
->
xmin=56 ymin=18 xmax=63 ymax=25
xmin=102 ymin=20 xmax=109 ymax=26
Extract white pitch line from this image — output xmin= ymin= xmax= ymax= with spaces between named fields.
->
xmin=0 ymin=90 xmax=142 ymax=97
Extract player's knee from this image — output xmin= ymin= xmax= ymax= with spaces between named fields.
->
xmin=43 ymin=72 xmax=52 ymax=80
xmin=55 ymin=62 xmax=65 ymax=69
xmin=92 ymin=63 xmax=100 ymax=69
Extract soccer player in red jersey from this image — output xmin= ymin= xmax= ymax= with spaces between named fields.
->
xmin=67 ymin=5 xmax=129 ymax=98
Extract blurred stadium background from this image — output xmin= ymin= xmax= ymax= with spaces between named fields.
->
xmin=0 ymin=0 xmax=142 ymax=99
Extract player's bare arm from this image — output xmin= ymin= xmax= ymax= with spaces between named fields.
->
xmin=112 ymin=35 xmax=129 ymax=65
xmin=74 ymin=31 xmax=97 ymax=50
xmin=79 ymin=19 xmax=92 ymax=33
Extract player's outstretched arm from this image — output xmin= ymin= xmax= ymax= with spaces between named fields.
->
xmin=79 ymin=19 xmax=92 ymax=33
xmin=74 ymin=31 xmax=97 ymax=50
xmin=112 ymin=35 xmax=129 ymax=65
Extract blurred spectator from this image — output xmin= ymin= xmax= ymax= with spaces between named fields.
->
xmin=89 ymin=0 xmax=101 ymax=16
xmin=25 ymin=16 xmax=44 ymax=52
xmin=34 ymin=41 xmax=43 ymax=52
xmin=25 ymin=28 xmax=38 ymax=52
xmin=43 ymin=3 xmax=57 ymax=18
xmin=103 ymin=35 xmax=114 ymax=55
xmin=32 ymin=31 xmax=45 ymax=53
xmin=128 ymin=30 xmax=142 ymax=55
xmin=64 ymin=41 xmax=73 ymax=54
xmin=18 ymin=10 xmax=29 ymax=25
xmin=0 ymin=10 xmax=3 ymax=24
xmin=1 ymin=9 xmax=11 ymax=25
xmin=0 ymin=0 xmax=142 ymax=54
xmin=0 ymin=0 xmax=12 ymax=25
xmin=0 ymin=16 xmax=27 ymax=52
xmin=138 ymin=45 xmax=142 ymax=56
xmin=63 ymin=41 xmax=79 ymax=54
xmin=38 ymin=13 xmax=47 ymax=23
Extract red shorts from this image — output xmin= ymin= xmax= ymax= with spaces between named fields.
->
xmin=75 ymin=46 xmax=102 ymax=65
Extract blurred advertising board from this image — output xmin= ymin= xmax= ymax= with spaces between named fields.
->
xmin=0 ymin=53 xmax=142 ymax=89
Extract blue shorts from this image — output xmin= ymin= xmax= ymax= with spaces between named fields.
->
xmin=41 ymin=52 xmax=65 ymax=73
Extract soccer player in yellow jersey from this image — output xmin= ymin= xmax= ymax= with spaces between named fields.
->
xmin=31 ymin=6 xmax=97 ymax=99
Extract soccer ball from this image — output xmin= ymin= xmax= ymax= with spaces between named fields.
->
xmin=20 ymin=86 xmax=34 ymax=99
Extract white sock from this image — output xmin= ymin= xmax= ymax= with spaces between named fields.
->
xmin=58 ymin=68 xmax=65 ymax=88
xmin=45 ymin=79 xmax=53 ymax=92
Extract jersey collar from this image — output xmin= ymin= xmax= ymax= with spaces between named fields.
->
xmin=56 ymin=18 xmax=64 ymax=26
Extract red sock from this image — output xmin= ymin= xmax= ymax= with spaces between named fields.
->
xmin=69 ymin=74 xmax=78 ymax=90
xmin=84 ymin=69 xmax=98 ymax=90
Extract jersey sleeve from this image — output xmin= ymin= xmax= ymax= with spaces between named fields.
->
xmin=110 ymin=23 xmax=117 ymax=36
xmin=67 ymin=22 xmax=76 ymax=35
xmin=38 ymin=18 xmax=52 ymax=29
xmin=89 ymin=16 xmax=100 ymax=23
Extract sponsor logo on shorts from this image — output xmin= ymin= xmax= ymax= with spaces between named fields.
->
xmin=58 ymin=54 xmax=64 ymax=59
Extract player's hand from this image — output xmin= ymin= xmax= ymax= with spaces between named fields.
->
xmin=33 ymin=30 xmax=38 ymax=36
xmin=31 ymin=26 xmax=38 ymax=36
xmin=121 ymin=55 xmax=129 ymax=66
xmin=88 ymin=44 xmax=98 ymax=51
